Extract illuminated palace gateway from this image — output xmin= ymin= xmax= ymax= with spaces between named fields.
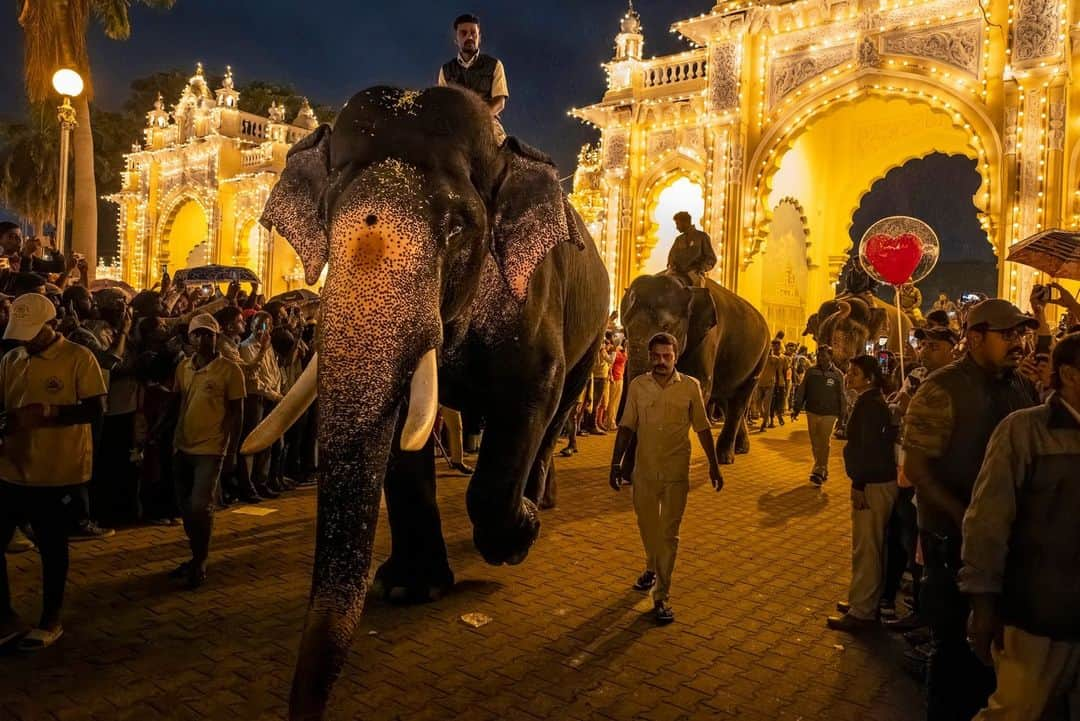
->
xmin=104 ymin=64 xmax=318 ymax=294
xmin=570 ymin=0 xmax=1079 ymax=333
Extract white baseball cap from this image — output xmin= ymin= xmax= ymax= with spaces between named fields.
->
xmin=4 ymin=293 xmax=57 ymax=342
xmin=188 ymin=313 xmax=221 ymax=335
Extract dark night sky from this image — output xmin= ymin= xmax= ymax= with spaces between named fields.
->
xmin=0 ymin=0 xmax=711 ymax=175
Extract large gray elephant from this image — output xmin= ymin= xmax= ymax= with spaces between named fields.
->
xmin=619 ymin=273 xmax=770 ymax=463
xmin=244 ymin=86 xmax=608 ymax=720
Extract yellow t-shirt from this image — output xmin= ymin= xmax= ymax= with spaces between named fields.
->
xmin=173 ymin=355 xmax=246 ymax=456
xmin=0 ymin=336 xmax=107 ymax=486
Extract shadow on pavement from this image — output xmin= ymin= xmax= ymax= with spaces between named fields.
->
xmin=756 ymin=484 xmax=830 ymax=527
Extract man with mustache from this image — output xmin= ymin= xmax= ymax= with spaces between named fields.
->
xmin=902 ymin=299 xmax=1040 ymax=721
xmin=609 ymin=332 xmax=723 ymax=626
xmin=437 ymin=13 xmax=509 ymax=144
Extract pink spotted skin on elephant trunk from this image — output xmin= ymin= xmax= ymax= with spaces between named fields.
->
xmin=288 ymin=160 xmax=443 ymax=721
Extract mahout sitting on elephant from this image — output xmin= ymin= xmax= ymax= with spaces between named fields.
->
xmin=619 ymin=272 xmax=770 ymax=464
xmin=243 ymin=86 xmax=609 ymax=720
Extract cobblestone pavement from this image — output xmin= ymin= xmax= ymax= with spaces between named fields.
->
xmin=2 ymin=418 xmax=924 ymax=721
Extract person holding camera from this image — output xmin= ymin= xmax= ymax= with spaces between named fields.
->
xmin=0 ymin=293 xmax=107 ymax=650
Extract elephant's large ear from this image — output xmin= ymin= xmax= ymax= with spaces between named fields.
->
xmin=491 ymin=141 xmax=586 ymax=301
xmin=260 ymin=124 xmax=332 ymax=285
xmin=686 ymin=287 xmax=720 ymax=354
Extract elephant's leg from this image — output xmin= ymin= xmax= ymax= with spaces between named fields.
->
xmin=468 ymin=364 xmax=561 ymax=565
xmin=371 ymin=433 xmax=454 ymax=603
xmin=526 ymin=351 xmax=592 ymax=510
xmin=717 ymin=378 xmax=757 ymax=463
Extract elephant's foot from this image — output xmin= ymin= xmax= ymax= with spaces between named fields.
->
xmin=473 ymin=498 xmax=541 ymax=566
xmin=718 ymin=448 xmax=736 ymax=465
xmin=371 ymin=556 xmax=454 ymax=604
xmin=735 ymin=444 xmax=750 ymax=455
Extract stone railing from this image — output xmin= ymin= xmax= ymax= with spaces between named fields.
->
xmin=642 ymin=51 xmax=708 ymax=89
xmin=238 ymin=112 xmax=269 ymax=142
xmin=241 ymin=144 xmax=274 ymax=169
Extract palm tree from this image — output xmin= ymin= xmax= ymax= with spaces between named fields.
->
xmin=17 ymin=0 xmax=176 ymax=279
xmin=0 ymin=113 xmax=62 ymax=234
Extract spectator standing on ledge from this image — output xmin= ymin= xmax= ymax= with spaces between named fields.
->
xmin=0 ymin=293 xmax=106 ymax=650
xmin=902 ymin=298 xmax=1040 ymax=721
xmin=960 ymin=332 xmax=1080 ymax=720
xmin=165 ymin=314 xmax=245 ymax=590
xmin=437 ymin=14 xmax=509 ymax=144
xmin=791 ymin=345 xmax=846 ymax=486
xmin=609 ymin=332 xmax=723 ymax=626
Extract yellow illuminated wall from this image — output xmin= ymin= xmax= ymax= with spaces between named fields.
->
xmin=745 ymin=96 xmax=979 ymax=316
xmin=164 ymin=200 xmax=210 ymax=275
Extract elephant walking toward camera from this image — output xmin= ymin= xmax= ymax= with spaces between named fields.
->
xmin=619 ymin=273 xmax=770 ymax=463
xmin=243 ymin=86 xmax=608 ymax=720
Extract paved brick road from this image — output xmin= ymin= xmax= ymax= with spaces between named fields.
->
xmin=2 ymin=419 xmax=923 ymax=721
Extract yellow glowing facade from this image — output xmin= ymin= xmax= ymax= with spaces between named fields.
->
xmin=571 ymin=0 xmax=1080 ymax=322
xmin=105 ymin=64 xmax=319 ymax=295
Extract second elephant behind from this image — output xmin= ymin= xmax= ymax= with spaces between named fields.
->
xmin=619 ymin=274 xmax=770 ymax=463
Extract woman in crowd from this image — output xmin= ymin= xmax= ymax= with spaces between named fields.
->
xmin=827 ymin=355 xmax=898 ymax=632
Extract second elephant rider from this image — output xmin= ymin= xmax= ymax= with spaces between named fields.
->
xmin=437 ymin=13 xmax=510 ymax=144
xmin=666 ymin=212 xmax=717 ymax=288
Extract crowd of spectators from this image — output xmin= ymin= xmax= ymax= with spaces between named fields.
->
xmin=1 ymin=222 xmax=318 ymax=647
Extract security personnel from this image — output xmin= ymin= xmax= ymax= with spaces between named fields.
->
xmin=437 ymin=13 xmax=509 ymax=143
xmin=666 ymin=212 xmax=717 ymax=287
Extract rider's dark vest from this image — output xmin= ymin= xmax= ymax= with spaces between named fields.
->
xmin=441 ymin=54 xmax=499 ymax=101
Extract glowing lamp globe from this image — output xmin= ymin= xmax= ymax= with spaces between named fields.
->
xmin=52 ymin=69 xmax=84 ymax=98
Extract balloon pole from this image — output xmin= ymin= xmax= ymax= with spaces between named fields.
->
xmin=894 ymin=285 xmax=906 ymax=379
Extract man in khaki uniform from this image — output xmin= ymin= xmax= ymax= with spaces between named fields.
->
xmin=610 ymin=332 xmax=723 ymax=625
xmin=168 ymin=314 xmax=245 ymax=589
xmin=0 ymin=293 xmax=106 ymax=650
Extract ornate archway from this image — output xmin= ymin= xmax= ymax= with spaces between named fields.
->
xmin=154 ymin=187 xmax=217 ymax=276
xmin=739 ymin=71 xmax=1003 ymax=312
xmin=633 ymin=157 xmax=706 ymax=278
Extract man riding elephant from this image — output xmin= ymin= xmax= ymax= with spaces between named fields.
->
xmin=666 ymin=211 xmax=717 ymax=287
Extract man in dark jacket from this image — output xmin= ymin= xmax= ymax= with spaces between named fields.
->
xmin=903 ymin=298 xmax=1040 ymax=721
xmin=959 ymin=332 xmax=1080 ymax=719
xmin=437 ymin=13 xmax=509 ymax=143
xmin=792 ymin=345 xmax=846 ymax=485
xmin=666 ymin=212 xmax=716 ymax=287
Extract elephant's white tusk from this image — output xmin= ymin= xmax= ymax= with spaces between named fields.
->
xmin=240 ymin=353 xmax=319 ymax=455
xmin=400 ymin=348 xmax=438 ymax=452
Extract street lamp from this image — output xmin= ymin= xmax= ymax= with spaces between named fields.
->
xmin=52 ymin=68 xmax=84 ymax=257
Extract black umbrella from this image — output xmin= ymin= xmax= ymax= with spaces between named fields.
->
xmin=173 ymin=265 xmax=260 ymax=284
xmin=268 ymin=288 xmax=319 ymax=304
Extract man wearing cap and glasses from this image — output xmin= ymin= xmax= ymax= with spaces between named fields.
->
xmin=902 ymin=299 xmax=1040 ymax=721
xmin=164 ymin=313 xmax=245 ymax=589
xmin=0 ymin=293 xmax=107 ymax=651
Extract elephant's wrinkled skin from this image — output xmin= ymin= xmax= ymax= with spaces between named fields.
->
xmin=619 ymin=274 xmax=770 ymax=464
xmin=255 ymin=86 xmax=608 ymax=720
xmin=804 ymin=291 xmax=912 ymax=370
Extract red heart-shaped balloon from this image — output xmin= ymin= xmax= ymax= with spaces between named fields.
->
xmin=864 ymin=232 xmax=923 ymax=285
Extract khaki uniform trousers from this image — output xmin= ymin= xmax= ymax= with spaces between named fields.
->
xmin=975 ymin=626 xmax=1080 ymax=720
xmin=632 ymin=475 xmax=689 ymax=603
xmin=806 ymin=413 xmax=838 ymax=478
xmin=847 ymin=482 xmax=899 ymax=619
